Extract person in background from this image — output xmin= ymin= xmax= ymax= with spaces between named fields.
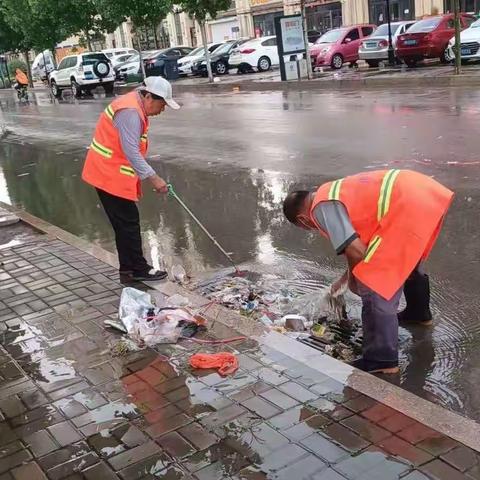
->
xmin=282 ymin=169 xmax=453 ymax=374
xmin=82 ymin=76 xmax=180 ymax=281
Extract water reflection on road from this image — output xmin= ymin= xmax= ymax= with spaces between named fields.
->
xmin=1 ymin=87 xmax=480 ymax=422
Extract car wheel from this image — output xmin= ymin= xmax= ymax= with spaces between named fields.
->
xmin=104 ymin=82 xmax=115 ymax=95
xmin=331 ymin=54 xmax=343 ymax=69
xmin=215 ymin=61 xmax=227 ymax=75
xmin=366 ymin=60 xmax=379 ymax=68
xmin=405 ymin=58 xmax=417 ymax=68
xmin=439 ymin=49 xmax=449 ymax=64
xmin=50 ymin=80 xmax=61 ymax=98
xmin=257 ymin=56 xmax=271 ymax=72
xmin=71 ymin=80 xmax=81 ymax=98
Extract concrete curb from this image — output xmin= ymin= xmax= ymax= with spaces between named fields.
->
xmin=2 ymin=200 xmax=479 ymax=452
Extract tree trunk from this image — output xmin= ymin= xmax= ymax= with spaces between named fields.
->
xmin=453 ymin=0 xmax=461 ymax=75
xmin=24 ymin=50 xmax=33 ymax=88
xmin=153 ymin=24 xmax=159 ymax=49
xmin=199 ymin=20 xmax=213 ymax=82
xmin=0 ymin=66 xmax=5 ymax=89
xmin=84 ymin=31 xmax=93 ymax=51
xmin=137 ymin=36 xmax=146 ymax=79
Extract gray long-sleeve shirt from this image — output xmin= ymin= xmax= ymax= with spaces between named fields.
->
xmin=113 ymin=109 xmax=155 ymax=180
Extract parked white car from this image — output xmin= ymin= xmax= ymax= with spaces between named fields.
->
xmin=178 ymin=43 xmax=223 ymax=75
xmin=102 ymin=48 xmax=137 ymax=63
xmin=229 ymin=36 xmax=279 ymax=72
xmin=50 ymin=52 xmax=116 ymax=98
xmin=359 ymin=21 xmax=416 ymax=67
xmin=445 ymin=18 xmax=480 ymax=61
xmin=115 ymin=54 xmax=142 ymax=81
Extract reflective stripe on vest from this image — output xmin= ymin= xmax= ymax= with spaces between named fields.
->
xmin=377 ymin=169 xmax=401 ymax=221
xmin=140 ymin=134 xmax=148 ymax=144
xmin=90 ymin=139 xmax=113 ymax=158
xmin=328 ymin=179 xmax=343 ymax=200
xmin=120 ymin=165 xmax=135 ymax=177
xmin=104 ymin=105 xmax=114 ymax=121
xmin=364 ymin=235 xmax=382 ymax=263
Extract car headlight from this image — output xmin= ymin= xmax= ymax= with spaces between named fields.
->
xmin=201 ymin=61 xmax=206 ymax=65
xmin=321 ymin=46 xmax=331 ymax=54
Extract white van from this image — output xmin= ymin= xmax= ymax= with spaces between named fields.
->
xmin=31 ymin=51 xmax=55 ymax=81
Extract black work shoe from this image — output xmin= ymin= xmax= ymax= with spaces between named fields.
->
xmin=350 ymin=358 xmax=399 ymax=375
xmin=119 ymin=269 xmax=133 ymax=276
xmin=398 ymin=309 xmax=433 ymax=326
xmin=132 ymin=268 xmax=168 ymax=281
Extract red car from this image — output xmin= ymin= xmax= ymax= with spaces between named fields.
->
xmin=396 ymin=14 xmax=476 ymax=67
xmin=310 ymin=24 xmax=376 ymax=69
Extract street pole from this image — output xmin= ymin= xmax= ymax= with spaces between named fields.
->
xmin=199 ymin=20 xmax=214 ymax=83
xmin=386 ymin=0 xmax=395 ymax=65
xmin=301 ymin=0 xmax=313 ymax=79
xmin=453 ymin=0 xmax=461 ymax=74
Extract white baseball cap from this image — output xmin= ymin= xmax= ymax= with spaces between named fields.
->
xmin=143 ymin=76 xmax=180 ymax=110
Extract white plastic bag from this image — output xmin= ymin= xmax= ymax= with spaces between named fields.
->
xmin=119 ymin=287 xmax=153 ymax=334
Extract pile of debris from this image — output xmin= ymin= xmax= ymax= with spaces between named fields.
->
xmin=193 ymin=274 xmax=362 ymax=362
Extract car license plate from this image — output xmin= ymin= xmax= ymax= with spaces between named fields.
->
xmin=365 ymin=42 xmax=377 ymax=48
xmin=404 ymin=39 xmax=417 ymax=46
xmin=461 ymin=48 xmax=471 ymax=55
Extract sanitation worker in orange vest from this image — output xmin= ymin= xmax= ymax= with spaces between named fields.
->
xmin=283 ymin=169 xmax=453 ymax=374
xmin=82 ymin=77 xmax=180 ymax=281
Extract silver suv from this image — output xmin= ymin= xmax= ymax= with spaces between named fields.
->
xmin=50 ymin=52 xmax=116 ymax=98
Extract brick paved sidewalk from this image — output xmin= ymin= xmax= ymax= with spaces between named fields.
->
xmin=0 ymin=228 xmax=479 ymax=479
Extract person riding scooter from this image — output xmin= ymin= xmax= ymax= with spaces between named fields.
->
xmin=14 ymin=68 xmax=29 ymax=99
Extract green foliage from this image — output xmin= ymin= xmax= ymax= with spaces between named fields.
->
xmin=7 ymin=58 xmax=27 ymax=74
xmin=178 ymin=0 xmax=231 ymax=21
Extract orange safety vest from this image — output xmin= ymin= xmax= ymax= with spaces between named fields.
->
xmin=82 ymin=91 xmax=149 ymax=201
xmin=310 ymin=169 xmax=453 ymax=300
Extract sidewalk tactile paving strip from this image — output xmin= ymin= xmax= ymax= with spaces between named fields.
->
xmin=0 ymin=235 xmax=478 ymax=479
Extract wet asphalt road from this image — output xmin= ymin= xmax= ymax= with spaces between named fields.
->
xmin=0 ymin=87 xmax=480 ymax=421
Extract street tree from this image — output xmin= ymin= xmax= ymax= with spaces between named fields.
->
xmin=178 ymin=0 xmax=231 ymax=82
xmin=94 ymin=0 xmax=173 ymax=77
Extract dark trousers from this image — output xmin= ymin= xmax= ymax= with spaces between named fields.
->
xmin=96 ymin=188 xmax=149 ymax=273
xmin=359 ymin=266 xmax=430 ymax=367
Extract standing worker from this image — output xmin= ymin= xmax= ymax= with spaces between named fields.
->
xmin=283 ymin=169 xmax=453 ymax=374
xmin=82 ymin=77 xmax=180 ymax=281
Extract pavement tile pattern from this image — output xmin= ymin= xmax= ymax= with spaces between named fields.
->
xmin=0 ymin=234 xmax=478 ymax=479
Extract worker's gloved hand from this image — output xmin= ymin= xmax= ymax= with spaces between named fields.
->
xmin=150 ymin=175 xmax=168 ymax=194
xmin=331 ymin=270 xmax=348 ymax=297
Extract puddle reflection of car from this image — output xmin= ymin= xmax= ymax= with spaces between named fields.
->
xmin=359 ymin=21 xmax=415 ymax=67
xmin=445 ymin=17 xmax=480 ymax=63
xmin=396 ymin=14 xmax=476 ymax=67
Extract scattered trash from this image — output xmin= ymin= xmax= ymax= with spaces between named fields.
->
xmin=171 ymin=264 xmax=188 ymax=284
xmin=189 ymin=352 xmax=239 ymax=376
xmin=118 ymin=287 xmax=199 ymax=346
xmin=110 ymin=338 xmax=141 ymax=357
xmin=166 ymin=294 xmax=190 ymax=307
xmin=104 ymin=319 xmax=127 ymax=333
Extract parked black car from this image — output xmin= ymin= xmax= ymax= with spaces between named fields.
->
xmin=192 ymin=39 xmax=250 ymax=76
xmin=145 ymin=47 xmax=194 ymax=77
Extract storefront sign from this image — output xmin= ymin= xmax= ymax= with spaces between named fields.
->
xmin=278 ymin=15 xmax=305 ymax=54
xmin=250 ymin=0 xmax=275 ymax=6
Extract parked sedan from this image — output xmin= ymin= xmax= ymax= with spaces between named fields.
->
xmin=192 ymin=39 xmax=250 ymax=76
xmin=445 ymin=18 xmax=480 ymax=62
xmin=115 ymin=54 xmax=141 ymax=82
xmin=359 ymin=21 xmax=415 ymax=67
xmin=310 ymin=24 xmax=376 ymax=69
xmin=229 ymin=36 xmax=279 ymax=72
xmin=178 ymin=44 xmax=222 ymax=75
xmin=396 ymin=14 xmax=475 ymax=67
xmin=144 ymin=47 xmax=194 ymax=77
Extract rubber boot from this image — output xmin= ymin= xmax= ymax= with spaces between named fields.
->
xmin=398 ymin=270 xmax=433 ymax=326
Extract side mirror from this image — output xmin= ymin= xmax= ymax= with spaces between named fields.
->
xmin=344 ymin=37 xmax=352 ymax=44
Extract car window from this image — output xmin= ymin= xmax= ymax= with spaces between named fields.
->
xmin=463 ymin=16 xmax=476 ymax=27
xmin=105 ymin=52 xmax=113 ymax=58
xmin=345 ymin=28 xmax=360 ymax=41
xmin=446 ymin=18 xmax=455 ymax=29
xmin=362 ymin=26 xmax=374 ymax=36
xmin=180 ymin=48 xmax=192 ymax=55
xmin=209 ymin=43 xmax=222 ymax=52
xmin=115 ymin=51 xmax=127 ymax=56
xmin=373 ymin=23 xmax=401 ymax=36
xmin=407 ymin=17 xmax=441 ymax=33
xmin=57 ymin=58 xmax=69 ymax=70
xmin=67 ymin=57 xmax=77 ymax=68
xmin=168 ymin=49 xmax=181 ymax=56
xmin=261 ymin=38 xmax=277 ymax=46
xmin=82 ymin=53 xmax=109 ymax=65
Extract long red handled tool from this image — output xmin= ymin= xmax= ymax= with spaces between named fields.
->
xmin=167 ymin=183 xmax=242 ymax=275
